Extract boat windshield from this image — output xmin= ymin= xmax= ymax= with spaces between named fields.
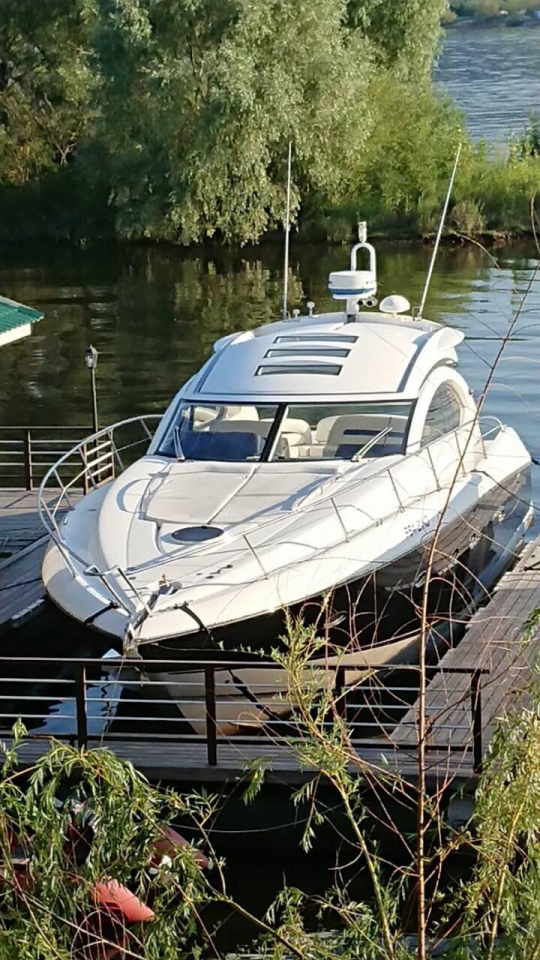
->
xmin=158 ymin=403 xmax=281 ymax=461
xmin=157 ymin=400 xmax=413 ymax=462
xmin=268 ymin=402 xmax=412 ymax=461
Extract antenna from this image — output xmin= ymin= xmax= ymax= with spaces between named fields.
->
xmin=281 ymin=141 xmax=292 ymax=320
xmin=417 ymin=143 xmax=462 ymax=319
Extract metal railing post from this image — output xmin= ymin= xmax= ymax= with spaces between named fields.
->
xmin=334 ymin=665 xmax=346 ymax=721
xmin=204 ymin=666 xmax=217 ymax=766
xmin=471 ymin=669 xmax=483 ymax=774
xmin=75 ymin=664 xmax=88 ymax=748
xmin=23 ymin=429 xmax=33 ymax=491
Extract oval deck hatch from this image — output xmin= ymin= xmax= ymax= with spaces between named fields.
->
xmin=171 ymin=526 xmax=223 ymax=543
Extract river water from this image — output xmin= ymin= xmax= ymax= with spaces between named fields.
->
xmin=1 ymin=240 xmax=539 ymax=481
xmin=436 ymin=23 xmax=540 ymax=143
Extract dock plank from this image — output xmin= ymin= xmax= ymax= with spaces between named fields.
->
xmin=0 ymin=486 xmax=83 ymax=628
xmin=0 ymin=736 xmax=475 ymax=787
xmin=0 ymin=487 xmax=81 ymax=559
xmin=0 ymin=541 xmax=47 ymax=629
xmin=392 ymin=538 xmax=540 ymax=755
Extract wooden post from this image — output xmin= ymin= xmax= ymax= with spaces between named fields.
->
xmin=471 ymin=669 xmax=483 ymax=774
xmin=75 ymin=664 xmax=88 ymax=748
xmin=23 ymin=429 xmax=33 ymax=491
xmin=204 ymin=666 xmax=217 ymax=766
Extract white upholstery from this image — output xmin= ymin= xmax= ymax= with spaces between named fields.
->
xmin=192 ymin=406 xmax=219 ymax=427
xmin=208 ymin=419 xmax=271 ymax=439
xmin=316 ymin=416 xmax=342 ymax=444
xmin=262 ymin=417 xmax=312 ymax=445
xmin=325 ymin=414 xmax=407 ymax=455
xmin=224 ymin=405 xmax=260 ymax=421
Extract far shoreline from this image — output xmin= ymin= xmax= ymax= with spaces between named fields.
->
xmin=444 ymin=15 xmax=540 ymax=29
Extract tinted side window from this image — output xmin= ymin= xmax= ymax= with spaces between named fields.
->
xmin=421 ymin=384 xmax=462 ymax=445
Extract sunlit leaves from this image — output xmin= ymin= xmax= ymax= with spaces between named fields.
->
xmin=90 ymin=0 xmax=373 ymax=243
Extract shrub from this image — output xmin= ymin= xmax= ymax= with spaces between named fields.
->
xmin=450 ymin=198 xmax=487 ymax=235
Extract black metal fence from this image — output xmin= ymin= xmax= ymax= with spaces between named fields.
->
xmin=0 ymin=656 xmax=488 ymax=775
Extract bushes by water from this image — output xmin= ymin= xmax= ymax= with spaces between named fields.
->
xmin=303 ymin=90 xmax=540 ymax=243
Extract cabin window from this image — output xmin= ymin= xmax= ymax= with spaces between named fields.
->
xmin=157 ymin=402 xmax=279 ymax=462
xmin=420 ymin=383 xmax=462 ymax=445
xmin=268 ymin=402 xmax=413 ymax=462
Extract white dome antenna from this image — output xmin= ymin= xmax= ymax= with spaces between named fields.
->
xmin=379 ymin=295 xmax=411 ymax=317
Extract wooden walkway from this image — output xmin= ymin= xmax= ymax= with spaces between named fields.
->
xmin=0 ymin=736 xmax=475 ymax=789
xmin=0 ymin=488 xmax=81 ymax=629
xmin=0 ymin=488 xmax=46 ymax=558
xmin=392 ymin=537 xmax=540 ymax=772
xmin=1 ymin=482 xmax=540 ymax=792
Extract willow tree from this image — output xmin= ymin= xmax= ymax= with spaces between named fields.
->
xmin=347 ymin=0 xmax=449 ymax=80
xmin=88 ymin=0 xmax=374 ymax=244
xmin=0 ymin=0 xmax=95 ymax=185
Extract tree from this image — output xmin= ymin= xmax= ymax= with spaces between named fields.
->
xmin=347 ymin=0 xmax=449 ymax=80
xmin=0 ymin=0 xmax=96 ymax=185
xmin=88 ymin=0 xmax=374 ymax=244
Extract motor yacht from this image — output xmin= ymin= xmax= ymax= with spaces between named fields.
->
xmin=39 ymin=234 xmax=533 ymax=733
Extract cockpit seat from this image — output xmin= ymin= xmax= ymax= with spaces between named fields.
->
xmin=181 ymin=430 xmax=263 ymax=461
xmin=324 ymin=415 xmax=407 ymax=459
xmin=208 ymin=419 xmax=271 ymax=439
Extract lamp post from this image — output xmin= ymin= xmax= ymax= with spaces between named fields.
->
xmin=84 ymin=345 xmax=99 ymax=433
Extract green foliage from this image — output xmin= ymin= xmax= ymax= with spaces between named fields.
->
xmin=326 ymin=78 xmax=464 ymax=237
xmin=88 ymin=0 xmax=374 ymax=244
xmin=450 ymin=198 xmax=487 ymax=234
xmin=347 ymin=0 xmax=448 ymax=80
xmin=516 ymin=113 xmax=540 ymax=159
xmin=0 ymin=735 xmax=213 ymax=959
xmin=0 ymin=0 xmax=95 ymax=184
xmin=455 ymin=683 xmax=540 ymax=958
xmin=0 ymin=0 xmax=537 ymax=243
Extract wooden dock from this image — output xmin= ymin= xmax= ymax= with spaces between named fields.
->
xmin=1 ymin=480 xmax=540 ymax=794
xmin=391 ymin=536 xmax=540 ymax=775
xmin=0 ymin=488 xmax=81 ymax=630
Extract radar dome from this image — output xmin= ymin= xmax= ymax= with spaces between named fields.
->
xmin=379 ymin=295 xmax=411 ymax=316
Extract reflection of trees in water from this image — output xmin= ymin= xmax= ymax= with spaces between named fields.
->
xmin=0 ymin=241 xmax=536 ymax=428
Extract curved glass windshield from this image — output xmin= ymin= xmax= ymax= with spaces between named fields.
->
xmin=158 ymin=400 xmax=413 ymax=462
xmin=158 ymin=403 xmax=280 ymax=461
xmin=268 ymin=402 xmax=412 ymax=461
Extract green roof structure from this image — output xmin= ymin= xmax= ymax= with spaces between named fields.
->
xmin=0 ymin=295 xmax=43 ymax=348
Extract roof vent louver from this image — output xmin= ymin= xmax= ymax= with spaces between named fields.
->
xmin=256 ymin=363 xmax=342 ymax=377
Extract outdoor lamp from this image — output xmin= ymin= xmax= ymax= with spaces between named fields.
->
xmin=84 ymin=345 xmax=99 ymax=371
xmin=84 ymin=345 xmax=99 ymax=432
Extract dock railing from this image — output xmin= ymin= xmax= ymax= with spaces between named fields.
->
xmin=0 ymin=426 xmax=92 ymax=491
xmin=0 ymin=656 xmax=488 ymax=776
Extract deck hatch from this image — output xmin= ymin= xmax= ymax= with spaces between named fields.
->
xmin=171 ymin=526 xmax=224 ymax=543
